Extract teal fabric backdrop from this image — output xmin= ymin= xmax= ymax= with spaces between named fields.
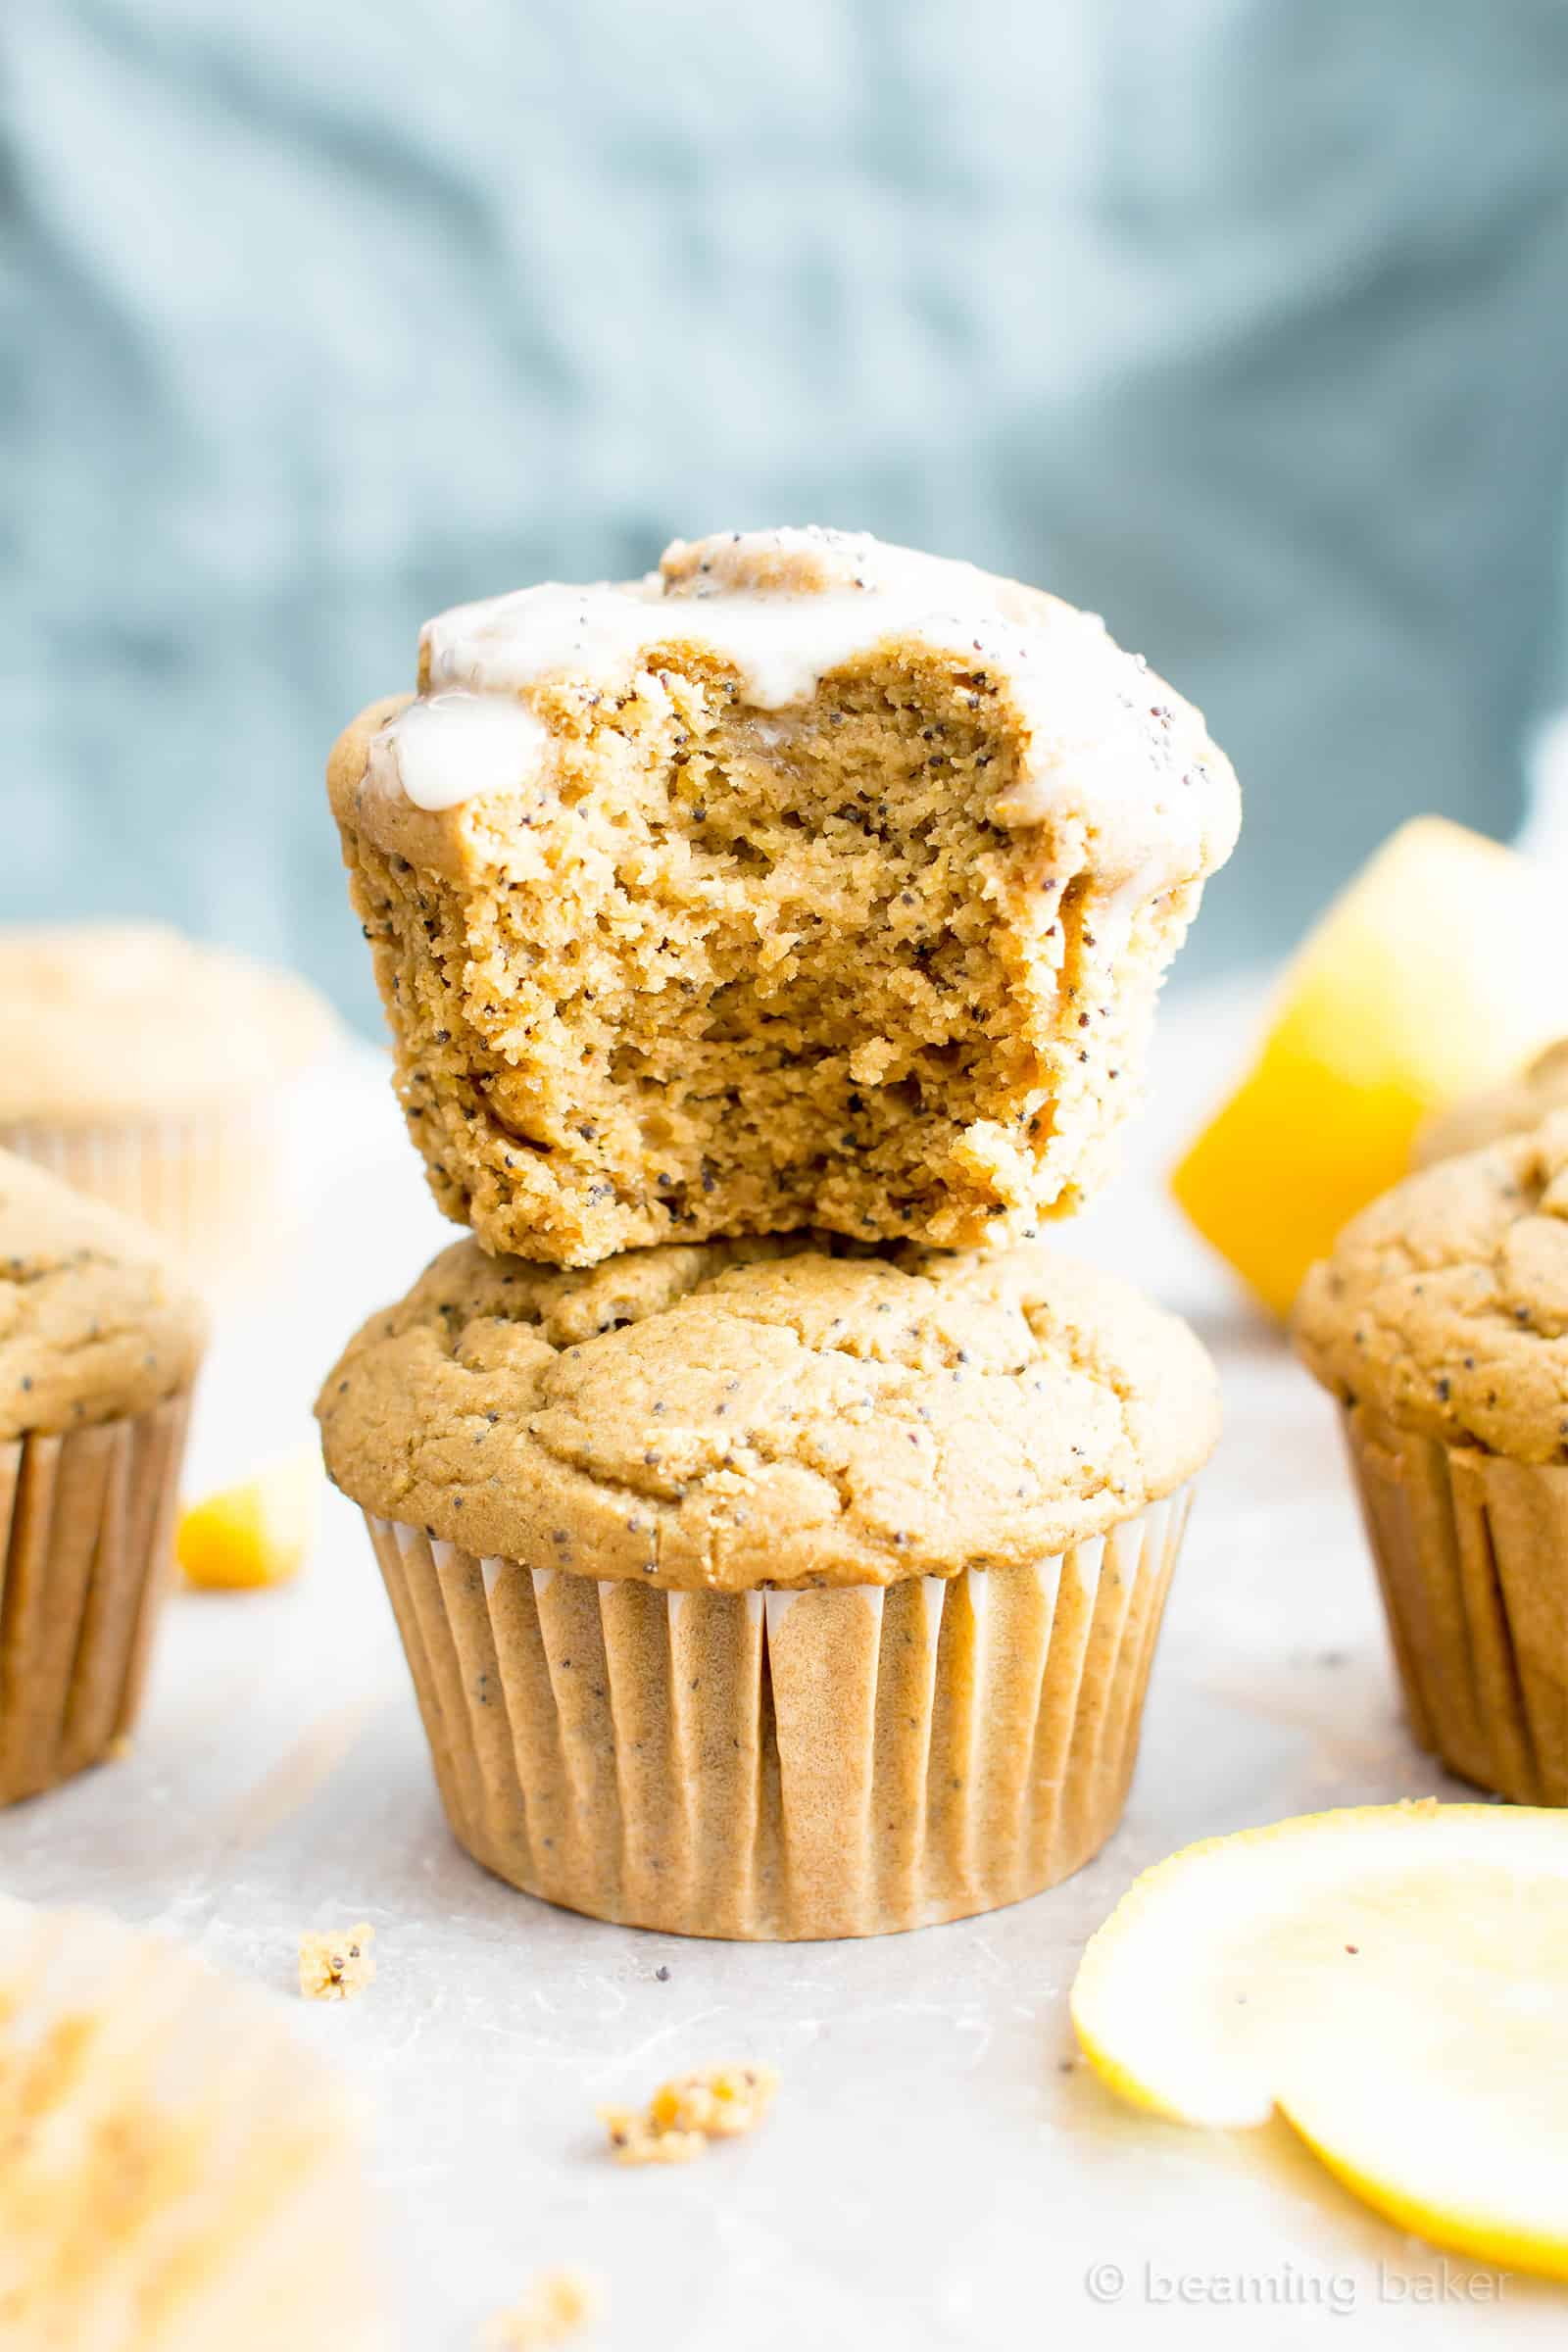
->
xmin=5 ymin=0 xmax=1568 ymax=1027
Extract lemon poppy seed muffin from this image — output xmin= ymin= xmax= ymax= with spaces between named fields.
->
xmin=329 ymin=527 xmax=1239 ymax=1268
xmin=1414 ymin=1037 xmax=1568 ymax=1168
xmin=0 ymin=1151 xmax=205 ymax=1801
xmin=0 ymin=922 xmax=341 ymax=1281
xmin=1296 ymin=1110 xmax=1568 ymax=1803
xmin=318 ymin=1233 xmax=1219 ymax=1938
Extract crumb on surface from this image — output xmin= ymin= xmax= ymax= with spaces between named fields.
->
xmin=298 ymin=1923 xmax=375 ymax=2001
xmin=598 ymin=2062 xmax=779 ymax=2165
xmin=480 ymin=2268 xmax=602 ymax=2349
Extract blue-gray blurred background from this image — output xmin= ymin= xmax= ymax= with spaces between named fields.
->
xmin=6 ymin=0 xmax=1568 ymax=1030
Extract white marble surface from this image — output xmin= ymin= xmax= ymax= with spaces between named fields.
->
xmin=2 ymin=1000 xmax=1561 ymax=2348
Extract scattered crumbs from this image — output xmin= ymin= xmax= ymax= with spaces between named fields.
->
xmin=298 ymin=1922 xmax=376 ymax=2001
xmin=481 ymin=2269 xmax=603 ymax=2349
xmin=599 ymin=2062 xmax=779 ymax=2165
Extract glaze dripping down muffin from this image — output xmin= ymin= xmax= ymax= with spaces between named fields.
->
xmin=329 ymin=527 xmax=1239 ymax=1267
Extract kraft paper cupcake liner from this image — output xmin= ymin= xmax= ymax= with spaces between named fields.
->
xmin=0 ymin=1393 xmax=190 ymax=1805
xmin=1342 ymin=1401 xmax=1568 ymax=1804
xmin=0 ymin=1102 xmax=293 ymax=1290
xmin=0 ymin=1893 xmax=380 ymax=2350
xmin=363 ymin=1484 xmax=1195 ymax=1940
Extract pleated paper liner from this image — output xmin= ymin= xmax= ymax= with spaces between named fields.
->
xmin=0 ymin=1894 xmax=380 ymax=2352
xmin=0 ymin=1395 xmax=190 ymax=1805
xmin=1343 ymin=1401 xmax=1568 ymax=1804
xmin=365 ymin=1484 xmax=1195 ymax=1940
xmin=0 ymin=1110 xmax=283 ymax=1290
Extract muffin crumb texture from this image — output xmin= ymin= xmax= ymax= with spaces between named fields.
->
xmin=481 ymin=2269 xmax=602 ymax=2349
xmin=600 ymin=2063 xmax=779 ymax=2165
xmin=329 ymin=527 xmax=1237 ymax=1265
xmin=299 ymin=1924 xmax=376 ymax=2001
xmin=318 ymin=1235 xmax=1219 ymax=1589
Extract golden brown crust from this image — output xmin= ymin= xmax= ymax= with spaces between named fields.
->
xmin=0 ymin=1152 xmax=207 ymax=1439
xmin=317 ymin=1235 xmax=1218 ymax=1591
xmin=1413 ymin=1038 xmax=1568 ymax=1169
xmin=1294 ymin=1109 xmax=1568 ymax=1462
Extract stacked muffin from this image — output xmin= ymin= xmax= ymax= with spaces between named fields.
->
xmin=317 ymin=527 xmax=1240 ymax=1938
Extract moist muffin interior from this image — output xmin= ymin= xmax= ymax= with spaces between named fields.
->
xmin=373 ymin=659 xmax=1071 ymax=1232
xmin=333 ymin=525 xmax=1238 ymax=1267
xmin=350 ymin=653 xmax=1199 ymax=1264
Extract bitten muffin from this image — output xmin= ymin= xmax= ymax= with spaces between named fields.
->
xmin=328 ymin=526 xmax=1239 ymax=1268
xmin=0 ymin=1151 xmax=205 ymax=1802
xmin=0 ymin=1893 xmax=379 ymax=2350
xmin=1414 ymin=1037 xmax=1568 ymax=1169
xmin=1296 ymin=1109 xmax=1568 ymax=1804
xmin=318 ymin=1234 xmax=1219 ymax=1939
xmin=0 ymin=922 xmax=340 ymax=1281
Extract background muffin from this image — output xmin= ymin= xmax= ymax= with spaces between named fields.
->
xmin=1296 ymin=1109 xmax=1568 ymax=1804
xmin=0 ymin=1151 xmax=205 ymax=1802
xmin=318 ymin=1233 xmax=1219 ymax=1939
xmin=0 ymin=922 xmax=341 ymax=1285
xmin=1413 ymin=1036 xmax=1568 ymax=1169
xmin=329 ymin=526 xmax=1239 ymax=1269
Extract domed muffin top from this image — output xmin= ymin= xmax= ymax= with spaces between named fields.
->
xmin=1414 ymin=1038 xmax=1568 ymax=1169
xmin=0 ymin=923 xmax=338 ymax=1124
xmin=0 ymin=1152 xmax=206 ymax=1438
xmin=1297 ymin=1111 xmax=1568 ymax=1462
xmin=317 ymin=1234 xmax=1218 ymax=1592
xmin=340 ymin=525 xmax=1239 ymax=903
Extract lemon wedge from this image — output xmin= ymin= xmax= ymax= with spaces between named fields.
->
xmin=1172 ymin=818 xmax=1568 ymax=1318
xmin=1071 ymin=1802 xmax=1568 ymax=2277
xmin=176 ymin=1445 xmax=321 ymax=1591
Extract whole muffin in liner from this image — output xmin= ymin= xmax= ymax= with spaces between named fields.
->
xmin=1297 ymin=1110 xmax=1568 ymax=1804
xmin=0 ymin=1893 xmax=379 ymax=2349
xmin=319 ymin=1236 xmax=1218 ymax=1939
xmin=0 ymin=922 xmax=340 ymax=1286
xmin=328 ymin=527 xmax=1239 ymax=1270
xmin=0 ymin=1152 xmax=206 ymax=1804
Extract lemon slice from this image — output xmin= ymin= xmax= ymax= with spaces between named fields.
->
xmin=1071 ymin=1802 xmax=1568 ymax=2277
xmin=1172 ymin=818 xmax=1568 ymax=1317
xmin=176 ymin=1445 xmax=321 ymax=1591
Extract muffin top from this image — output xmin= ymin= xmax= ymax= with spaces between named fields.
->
xmin=0 ymin=923 xmax=339 ymax=1124
xmin=0 ymin=1152 xmax=206 ymax=1439
xmin=317 ymin=1236 xmax=1218 ymax=1592
xmin=1295 ymin=1110 xmax=1568 ymax=1462
xmin=331 ymin=524 xmax=1239 ymax=905
xmin=1414 ymin=1038 xmax=1568 ymax=1170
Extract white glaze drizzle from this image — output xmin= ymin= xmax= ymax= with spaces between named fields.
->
xmin=370 ymin=691 xmax=548 ymax=812
xmin=372 ymin=527 xmax=1231 ymax=899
